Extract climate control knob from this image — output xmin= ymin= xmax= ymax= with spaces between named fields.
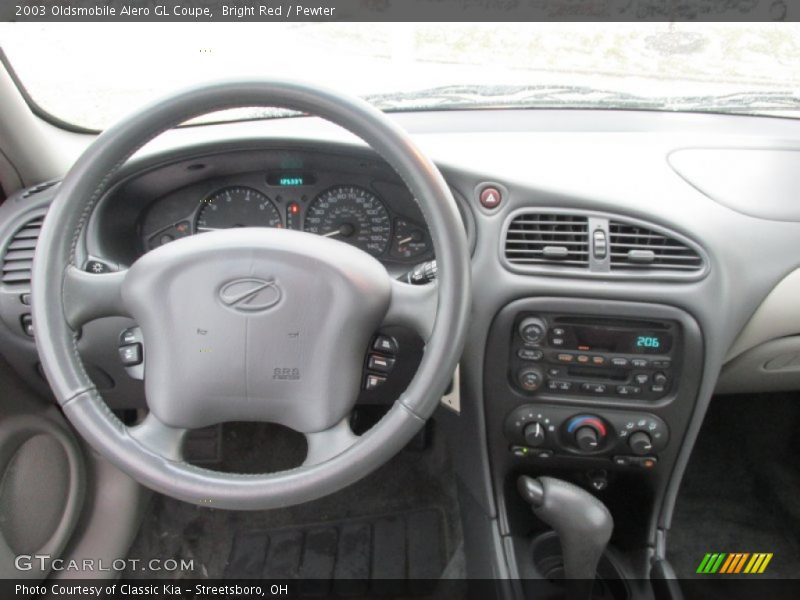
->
xmin=517 ymin=367 xmax=544 ymax=392
xmin=575 ymin=426 xmax=600 ymax=452
xmin=566 ymin=415 xmax=607 ymax=453
xmin=523 ymin=422 xmax=546 ymax=447
xmin=628 ymin=431 xmax=654 ymax=456
xmin=518 ymin=317 xmax=547 ymax=345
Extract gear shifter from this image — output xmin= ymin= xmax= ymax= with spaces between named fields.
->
xmin=518 ymin=475 xmax=613 ymax=600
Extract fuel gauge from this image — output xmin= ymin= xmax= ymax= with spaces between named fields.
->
xmin=391 ymin=219 xmax=430 ymax=260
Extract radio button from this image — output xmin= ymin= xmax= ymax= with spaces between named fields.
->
xmin=631 ymin=358 xmax=648 ymax=368
xmin=581 ymin=383 xmax=607 ymax=393
xmin=616 ymin=385 xmax=642 ymax=396
xmin=634 ymin=373 xmax=649 ymax=384
xmin=547 ymin=367 xmax=562 ymax=377
xmin=551 ymin=327 xmax=566 ymax=337
xmin=577 ymin=355 xmax=590 ymax=364
xmin=557 ymin=381 xmax=573 ymax=391
xmin=557 ymin=353 xmax=575 ymax=363
xmin=651 ymin=385 xmax=666 ymax=394
xmin=653 ymin=372 xmax=668 ymax=385
xmin=611 ymin=357 xmax=629 ymax=367
xmin=651 ymin=359 xmax=672 ymax=369
xmin=551 ymin=337 xmax=565 ymax=346
xmin=518 ymin=348 xmax=544 ymax=362
xmin=591 ymin=355 xmax=606 ymax=365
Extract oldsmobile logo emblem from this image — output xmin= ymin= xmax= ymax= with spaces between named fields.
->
xmin=219 ymin=278 xmax=282 ymax=313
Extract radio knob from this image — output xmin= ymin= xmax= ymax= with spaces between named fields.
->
xmin=517 ymin=367 xmax=544 ymax=392
xmin=629 ymin=431 xmax=654 ymax=456
xmin=523 ymin=422 xmax=546 ymax=447
xmin=575 ymin=426 xmax=600 ymax=452
xmin=518 ymin=317 xmax=547 ymax=345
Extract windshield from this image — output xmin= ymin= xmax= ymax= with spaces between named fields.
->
xmin=2 ymin=22 xmax=800 ymax=130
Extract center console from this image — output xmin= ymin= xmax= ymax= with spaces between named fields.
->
xmin=483 ymin=297 xmax=704 ymax=586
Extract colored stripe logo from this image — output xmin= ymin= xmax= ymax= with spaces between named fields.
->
xmin=696 ymin=553 xmax=773 ymax=574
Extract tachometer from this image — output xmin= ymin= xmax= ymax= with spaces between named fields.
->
xmin=304 ymin=186 xmax=391 ymax=256
xmin=196 ymin=186 xmax=282 ymax=231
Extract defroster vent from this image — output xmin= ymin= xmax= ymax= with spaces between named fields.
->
xmin=505 ymin=213 xmax=590 ymax=268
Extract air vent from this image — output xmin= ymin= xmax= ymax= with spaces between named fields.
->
xmin=505 ymin=213 xmax=590 ymax=267
xmin=21 ymin=180 xmax=59 ymax=199
xmin=2 ymin=215 xmax=44 ymax=285
xmin=608 ymin=221 xmax=703 ymax=271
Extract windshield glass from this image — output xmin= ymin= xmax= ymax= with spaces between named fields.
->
xmin=2 ymin=22 xmax=800 ymax=130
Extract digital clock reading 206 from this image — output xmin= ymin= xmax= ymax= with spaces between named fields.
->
xmin=636 ymin=335 xmax=662 ymax=350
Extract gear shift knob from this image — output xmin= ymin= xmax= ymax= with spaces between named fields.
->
xmin=518 ymin=475 xmax=613 ymax=600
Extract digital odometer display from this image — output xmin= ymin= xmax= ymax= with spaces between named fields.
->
xmin=304 ymin=186 xmax=391 ymax=257
xmin=196 ymin=186 xmax=282 ymax=231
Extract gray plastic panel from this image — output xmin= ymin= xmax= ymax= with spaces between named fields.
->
xmin=669 ymin=148 xmax=800 ymax=222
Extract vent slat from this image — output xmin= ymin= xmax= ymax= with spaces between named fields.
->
xmin=1 ymin=271 xmax=33 ymax=284
xmin=7 ymin=239 xmax=38 ymax=251
xmin=3 ymin=249 xmax=35 ymax=262
xmin=504 ymin=258 xmax=591 ymax=266
xmin=2 ymin=260 xmax=33 ymax=272
xmin=609 ymin=221 xmax=702 ymax=272
xmin=2 ymin=215 xmax=45 ymax=287
xmin=505 ymin=212 xmax=590 ymax=268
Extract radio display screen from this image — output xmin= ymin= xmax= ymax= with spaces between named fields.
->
xmin=567 ymin=326 xmax=672 ymax=355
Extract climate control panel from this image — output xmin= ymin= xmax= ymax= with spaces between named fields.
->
xmin=504 ymin=404 xmax=669 ymax=469
xmin=510 ymin=313 xmax=680 ymax=401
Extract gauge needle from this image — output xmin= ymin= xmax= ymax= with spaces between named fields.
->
xmin=397 ymin=236 xmax=414 ymax=245
xmin=196 ymin=226 xmax=221 ymax=232
xmin=321 ymin=230 xmax=340 ymax=238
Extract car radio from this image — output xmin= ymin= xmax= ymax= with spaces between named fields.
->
xmin=509 ymin=313 xmax=680 ymax=401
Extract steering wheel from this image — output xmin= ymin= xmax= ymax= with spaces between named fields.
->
xmin=31 ymin=80 xmax=471 ymax=510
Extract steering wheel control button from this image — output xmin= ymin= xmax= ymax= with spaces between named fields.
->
xmin=85 ymin=260 xmax=111 ymax=274
xmin=364 ymin=374 xmax=387 ymax=390
xmin=479 ymin=186 xmax=502 ymax=209
xmin=368 ymin=354 xmax=395 ymax=373
xmin=21 ymin=314 xmax=34 ymax=337
xmin=120 ymin=328 xmax=138 ymax=345
xmin=372 ymin=335 xmax=398 ymax=355
xmin=118 ymin=343 xmax=143 ymax=366
xmin=517 ymin=367 xmax=544 ymax=392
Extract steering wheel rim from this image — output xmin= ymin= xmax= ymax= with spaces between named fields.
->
xmin=31 ymin=79 xmax=471 ymax=510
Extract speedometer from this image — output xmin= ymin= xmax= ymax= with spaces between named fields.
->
xmin=304 ymin=186 xmax=391 ymax=257
xmin=196 ymin=186 xmax=282 ymax=231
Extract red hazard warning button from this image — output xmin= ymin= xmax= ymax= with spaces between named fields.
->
xmin=479 ymin=186 xmax=502 ymax=209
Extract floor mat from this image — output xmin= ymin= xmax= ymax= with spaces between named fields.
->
xmin=667 ymin=392 xmax=800 ymax=585
xmin=123 ymin=417 xmax=464 ymax=596
xmin=224 ymin=508 xmax=446 ymax=596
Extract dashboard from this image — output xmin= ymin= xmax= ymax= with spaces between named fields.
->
xmin=2 ymin=108 xmax=800 ymax=584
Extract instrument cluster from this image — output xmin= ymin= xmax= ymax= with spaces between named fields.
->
xmin=141 ymin=173 xmax=433 ymax=263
